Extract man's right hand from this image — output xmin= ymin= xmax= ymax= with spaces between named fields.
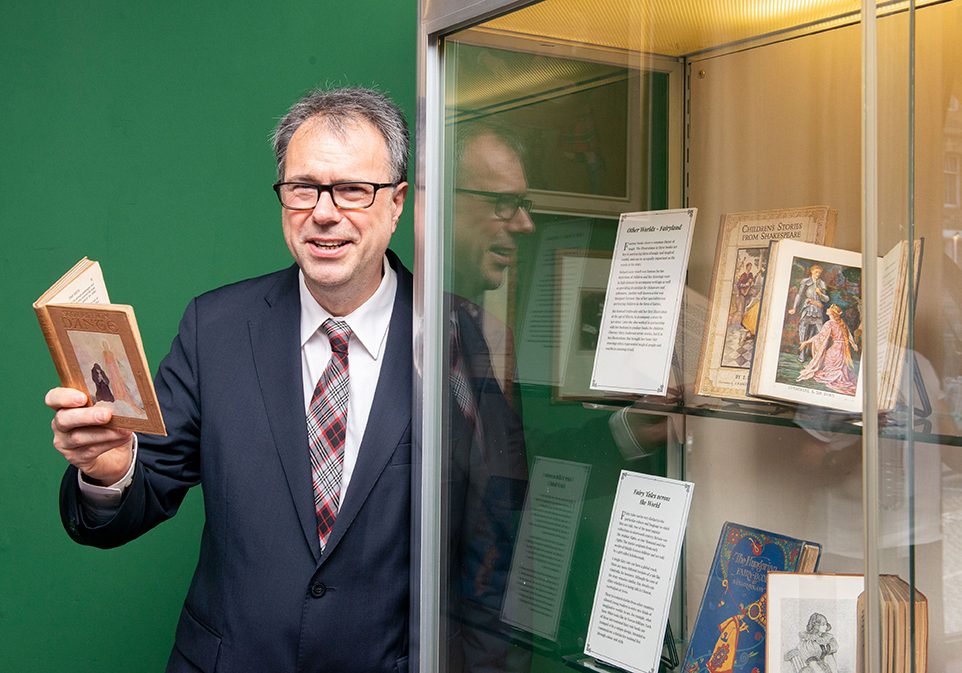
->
xmin=46 ymin=387 xmax=134 ymax=486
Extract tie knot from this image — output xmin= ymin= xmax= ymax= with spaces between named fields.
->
xmin=322 ymin=319 xmax=352 ymax=354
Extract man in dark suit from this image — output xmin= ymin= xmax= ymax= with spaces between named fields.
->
xmin=45 ymin=87 xmax=412 ymax=673
xmin=446 ymin=122 xmax=534 ymax=673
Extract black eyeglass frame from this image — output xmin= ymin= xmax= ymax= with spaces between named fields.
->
xmin=455 ymin=187 xmax=534 ymax=220
xmin=273 ymin=180 xmax=399 ymax=211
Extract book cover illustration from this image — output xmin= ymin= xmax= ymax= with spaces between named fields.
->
xmin=694 ymin=206 xmax=835 ymax=401
xmin=774 ymin=256 xmax=862 ymax=397
xmin=766 ymin=573 xmax=864 ymax=673
xmin=682 ymin=522 xmax=818 ymax=673
xmin=747 ymin=239 xmax=920 ymax=412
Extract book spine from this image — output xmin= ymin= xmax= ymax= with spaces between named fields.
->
xmin=34 ymin=305 xmax=74 ymax=389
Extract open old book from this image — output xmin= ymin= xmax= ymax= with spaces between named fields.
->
xmin=34 ymin=258 xmax=166 ymax=435
xmin=747 ymin=239 xmax=923 ymax=413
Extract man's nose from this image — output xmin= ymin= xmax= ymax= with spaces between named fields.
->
xmin=506 ymin=208 xmax=534 ymax=234
xmin=311 ymin=190 xmax=341 ymax=223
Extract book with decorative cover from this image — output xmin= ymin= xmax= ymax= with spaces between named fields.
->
xmin=682 ymin=522 xmax=821 ymax=673
xmin=34 ymin=257 xmax=166 ymax=435
xmin=695 ymin=206 xmax=835 ymax=401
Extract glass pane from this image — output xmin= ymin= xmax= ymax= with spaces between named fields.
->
xmin=439 ymin=29 xmax=674 ymax=672
xmin=876 ymin=1 xmax=962 ymax=671
xmin=431 ymin=1 xmax=960 ymax=671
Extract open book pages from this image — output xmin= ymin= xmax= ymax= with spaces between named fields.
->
xmin=747 ymin=239 xmax=921 ymax=413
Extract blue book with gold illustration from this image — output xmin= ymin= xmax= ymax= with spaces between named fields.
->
xmin=682 ymin=522 xmax=821 ymax=673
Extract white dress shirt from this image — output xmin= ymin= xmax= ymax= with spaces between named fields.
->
xmin=298 ymin=257 xmax=396 ymax=502
xmin=79 ymin=256 xmax=397 ymax=511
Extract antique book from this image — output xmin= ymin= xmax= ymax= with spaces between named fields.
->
xmin=747 ymin=238 xmax=923 ymax=413
xmin=681 ymin=522 xmax=821 ymax=673
xmin=694 ymin=206 xmax=836 ymax=400
xmin=34 ymin=257 xmax=166 ymax=435
xmin=766 ymin=572 xmax=864 ymax=673
xmin=856 ymin=575 xmax=928 ymax=673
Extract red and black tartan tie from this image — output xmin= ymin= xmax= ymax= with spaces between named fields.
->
xmin=450 ymin=312 xmax=480 ymax=441
xmin=308 ymin=318 xmax=352 ymax=550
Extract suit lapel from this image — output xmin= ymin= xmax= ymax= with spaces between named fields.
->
xmin=248 ymin=266 xmax=321 ymax=562
xmin=322 ymin=253 xmax=412 ymax=559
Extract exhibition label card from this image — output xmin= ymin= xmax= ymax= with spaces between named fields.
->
xmin=585 ymin=472 xmax=693 ymax=673
xmin=501 ymin=457 xmax=592 ymax=640
xmin=590 ymin=209 xmax=696 ymax=395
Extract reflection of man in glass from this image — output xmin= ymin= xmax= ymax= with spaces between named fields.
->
xmin=447 ymin=123 xmax=534 ymax=672
xmin=788 ymin=263 xmax=829 ymax=362
xmin=453 ymin=125 xmax=535 ymax=301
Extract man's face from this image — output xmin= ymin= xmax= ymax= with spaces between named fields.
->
xmin=452 ymin=133 xmax=534 ymax=298
xmin=282 ymin=117 xmax=407 ymax=314
xmin=811 ymin=267 xmax=822 ymax=281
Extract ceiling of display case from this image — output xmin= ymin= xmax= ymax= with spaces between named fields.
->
xmin=473 ymin=0 xmax=926 ymax=56
xmin=446 ymin=42 xmax=630 ymax=117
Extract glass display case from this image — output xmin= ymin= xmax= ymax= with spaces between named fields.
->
xmin=415 ymin=1 xmax=962 ymax=671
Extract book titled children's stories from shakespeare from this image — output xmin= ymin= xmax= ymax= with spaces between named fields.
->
xmin=34 ymin=257 xmax=166 ymax=435
xmin=681 ymin=522 xmax=821 ymax=673
xmin=694 ymin=206 xmax=835 ymax=401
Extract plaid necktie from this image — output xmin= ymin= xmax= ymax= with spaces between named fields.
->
xmin=449 ymin=311 xmax=480 ymax=441
xmin=308 ymin=318 xmax=352 ymax=550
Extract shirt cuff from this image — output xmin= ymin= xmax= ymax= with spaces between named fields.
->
xmin=77 ymin=435 xmax=138 ymax=506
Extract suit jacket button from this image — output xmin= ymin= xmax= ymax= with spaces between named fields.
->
xmin=310 ymin=582 xmax=327 ymax=598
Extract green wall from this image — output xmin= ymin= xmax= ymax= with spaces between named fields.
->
xmin=1 ymin=2 xmax=416 ymax=670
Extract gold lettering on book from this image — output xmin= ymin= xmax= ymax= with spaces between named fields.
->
xmin=59 ymin=312 xmax=119 ymax=333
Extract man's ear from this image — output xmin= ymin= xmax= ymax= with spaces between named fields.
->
xmin=390 ymin=182 xmax=409 ymax=230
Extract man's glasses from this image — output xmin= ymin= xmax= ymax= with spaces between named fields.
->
xmin=456 ymin=188 xmax=533 ymax=221
xmin=273 ymin=181 xmax=398 ymax=210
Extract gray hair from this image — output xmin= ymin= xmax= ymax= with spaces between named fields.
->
xmin=452 ymin=120 xmax=526 ymax=180
xmin=272 ymin=87 xmax=409 ymax=183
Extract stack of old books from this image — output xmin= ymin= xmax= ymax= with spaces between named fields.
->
xmin=857 ymin=574 xmax=928 ymax=673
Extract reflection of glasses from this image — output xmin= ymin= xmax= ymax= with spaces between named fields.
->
xmin=273 ymin=181 xmax=398 ymax=210
xmin=456 ymin=188 xmax=533 ymax=221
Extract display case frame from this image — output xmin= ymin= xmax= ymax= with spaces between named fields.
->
xmin=415 ymin=1 xmax=958 ymax=671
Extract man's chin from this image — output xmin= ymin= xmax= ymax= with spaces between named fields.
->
xmin=482 ymin=267 xmax=507 ymax=292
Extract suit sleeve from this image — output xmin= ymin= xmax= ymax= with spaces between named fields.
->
xmin=60 ymin=298 xmax=204 ymax=548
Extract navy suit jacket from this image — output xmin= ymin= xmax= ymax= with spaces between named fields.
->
xmin=61 ymin=252 xmax=413 ymax=673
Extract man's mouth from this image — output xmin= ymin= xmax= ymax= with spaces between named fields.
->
xmin=309 ymin=240 xmax=349 ymax=250
xmin=489 ymin=245 xmax=515 ymax=263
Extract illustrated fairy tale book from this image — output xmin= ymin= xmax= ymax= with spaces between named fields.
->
xmin=746 ymin=238 xmax=923 ymax=413
xmin=681 ymin=522 xmax=821 ymax=673
xmin=34 ymin=257 xmax=166 ymax=435
xmin=695 ymin=206 xmax=836 ymax=401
